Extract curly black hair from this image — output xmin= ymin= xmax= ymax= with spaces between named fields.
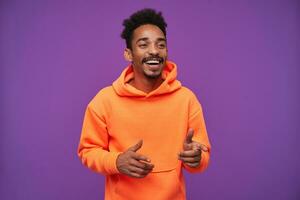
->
xmin=121 ymin=8 xmax=167 ymax=49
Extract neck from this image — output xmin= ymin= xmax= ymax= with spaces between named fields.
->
xmin=129 ymin=74 xmax=164 ymax=94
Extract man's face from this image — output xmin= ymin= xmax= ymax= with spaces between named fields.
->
xmin=126 ymin=24 xmax=168 ymax=79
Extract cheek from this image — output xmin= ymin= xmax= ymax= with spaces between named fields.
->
xmin=160 ymin=49 xmax=168 ymax=56
xmin=133 ymin=52 xmax=146 ymax=61
xmin=132 ymin=49 xmax=145 ymax=59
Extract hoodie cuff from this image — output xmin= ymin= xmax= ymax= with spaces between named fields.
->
xmin=104 ymin=151 xmax=123 ymax=174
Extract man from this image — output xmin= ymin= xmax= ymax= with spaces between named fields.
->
xmin=77 ymin=8 xmax=211 ymax=200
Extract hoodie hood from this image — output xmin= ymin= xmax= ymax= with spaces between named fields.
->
xmin=112 ymin=61 xmax=182 ymax=98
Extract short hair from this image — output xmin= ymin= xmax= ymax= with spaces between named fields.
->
xmin=121 ymin=8 xmax=167 ymax=49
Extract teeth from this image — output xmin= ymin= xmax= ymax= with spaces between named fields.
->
xmin=145 ymin=60 xmax=160 ymax=64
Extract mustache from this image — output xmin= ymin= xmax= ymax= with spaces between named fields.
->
xmin=142 ymin=56 xmax=164 ymax=63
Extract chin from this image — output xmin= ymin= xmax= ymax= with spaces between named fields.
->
xmin=143 ymin=71 xmax=162 ymax=79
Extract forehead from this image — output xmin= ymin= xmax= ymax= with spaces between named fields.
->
xmin=132 ymin=24 xmax=165 ymax=41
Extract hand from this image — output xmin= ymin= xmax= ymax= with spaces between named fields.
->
xmin=178 ymin=128 xmax=208 ymax=168
xmin=116 ymin=140 xmax=154 ymax=178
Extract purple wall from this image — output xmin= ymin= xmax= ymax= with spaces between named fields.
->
xmin=1 ymin=1 xmax=299 ymax=199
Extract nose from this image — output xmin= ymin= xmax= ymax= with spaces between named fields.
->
xmin=148 ymin=44 xmax=159 ymax=55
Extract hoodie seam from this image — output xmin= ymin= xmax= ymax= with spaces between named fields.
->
xmin=189 ymin=109 xmax=201 ymax=122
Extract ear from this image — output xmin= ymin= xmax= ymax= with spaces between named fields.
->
xmin=124 ymin=48 xmax=133 ymax=62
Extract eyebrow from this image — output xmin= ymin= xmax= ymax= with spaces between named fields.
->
xmin=136 ymin=37 xmax=166 ymax=43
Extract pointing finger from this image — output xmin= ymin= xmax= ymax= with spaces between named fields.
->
xmin=179 ymin=149 xmax=201 ymax=157
xmin=132 ymin=152 xmax=151 ymax=163
xmin=200 ymin=144 xmax=209 ymax=152
xmin=130 ymin=159 xmax=154 ymax=170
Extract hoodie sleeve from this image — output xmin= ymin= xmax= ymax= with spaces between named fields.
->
xmin=77 ymin=103 xmax=122 ymax=175
xmin=183 ymin=92 xmax=211 ymax=173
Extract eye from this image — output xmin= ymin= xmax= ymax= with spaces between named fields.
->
xmin=158 ymin=43 xmax=166 ymax=49
xmin=138 ymin=43 xmax=147 ymax=48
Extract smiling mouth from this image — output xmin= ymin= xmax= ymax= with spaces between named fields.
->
xmin=144 ymin=61 xmax=162 ymax=71
xmin=144 ymin=60 xmax=161 ymax=65
xmin=142 ymin=57 xmax=164 ymax=65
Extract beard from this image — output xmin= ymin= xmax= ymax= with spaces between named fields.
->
xmin=143 ymin=71 xmax=162 ymax=79
xmin=141 ymin=56 xmax=165 ymax=79
xmin=142 ymin=63 xmax=165 ymax=80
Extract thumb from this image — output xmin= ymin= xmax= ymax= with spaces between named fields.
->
xmin=185 ymin=128 xmax=194 ymax=144
xmin=127 ymin=140 xmax=143 ymax=152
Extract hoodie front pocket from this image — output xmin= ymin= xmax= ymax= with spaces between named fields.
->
xmin=114 ymin=167 xmax=184 ymax=200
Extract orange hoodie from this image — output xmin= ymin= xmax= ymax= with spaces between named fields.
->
xmin=78 ymin=61 xmax=211 ymax=200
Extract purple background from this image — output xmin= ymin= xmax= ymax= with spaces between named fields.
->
xmin=1 ymin=1 xmax=299 ymax=199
